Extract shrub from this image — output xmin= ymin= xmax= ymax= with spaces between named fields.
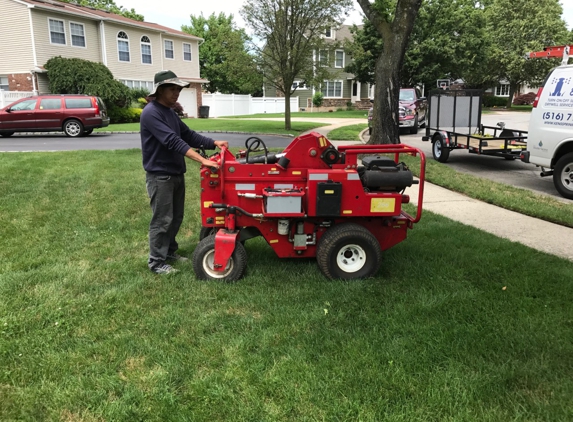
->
xmin=129 ymin=87 xmax=150 ymax=102
xmin=312 ymin=92 xmax=324 ymax=108
xmin=108 ymin=106 xmax=142 ymax=124
xmin=513 ymin=92 xmax=536 ymax=106
xmin=482 ymin=95 xmax=508 ymax=108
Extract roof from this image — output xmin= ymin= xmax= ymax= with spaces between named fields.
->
xmin=14 ymin=0 xmax=202 ymax=41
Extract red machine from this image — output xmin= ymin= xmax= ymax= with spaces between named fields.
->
xmin=192 ymin=132 xmax=426 ymax=281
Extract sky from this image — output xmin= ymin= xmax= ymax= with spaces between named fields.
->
xmin=116 ymin=0 xmax=573 ymax=32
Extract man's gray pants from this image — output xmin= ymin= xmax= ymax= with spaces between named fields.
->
xmin=146 ymin=173 xmax=185 ymax=269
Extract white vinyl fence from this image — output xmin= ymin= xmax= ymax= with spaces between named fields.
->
xmin=0 ymin=91 xmax=36 ymax=108
xmin=202 ymin=93 xmax=299 ymax=117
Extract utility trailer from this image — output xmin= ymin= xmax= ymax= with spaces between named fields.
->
xmin=421 ymin=89 xmax=528 ymax=162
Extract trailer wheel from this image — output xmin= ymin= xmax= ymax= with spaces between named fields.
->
xmin=432 ymin=134 xmax=450 ymax=163
xmin=553 ymin=152 xmax=573 ymax=200
xmin=192 ymin=236 xmax=247 ymax=282
xmin=316 ymin=223 xmax=381 ymax=280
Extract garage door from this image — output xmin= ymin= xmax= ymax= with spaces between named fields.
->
xmin=178 ymin=87 xmax=197 ymax=118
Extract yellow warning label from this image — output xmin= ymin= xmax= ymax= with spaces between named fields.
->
xmin=210 ymin=174 xmax=219 ymax=178
xmin=319 ymin=137 xmax=327 ymax=147
xmin=324 ymin=190 xmax=334 ymax=194
xmin=343 ymin=210 xmax=353 ymax=215
xmin=292 ymin=171 xmax=302 ymax=175
xmin=371 ymin=198 xmax=396 ymax=213
xmin=204 ymin=201 xmax=213 ymax=208
xmin=270 ymin=239 xmax=279 ymax=244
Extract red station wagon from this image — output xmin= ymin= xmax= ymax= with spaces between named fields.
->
xmin=0 ymin=94 xmax=110 ymax=137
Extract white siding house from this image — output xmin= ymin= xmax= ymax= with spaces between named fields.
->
xmin=0 ymin=0 xmax=207 ymax=116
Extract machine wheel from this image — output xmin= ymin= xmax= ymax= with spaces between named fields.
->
xmin=0 ymin=131 xmax=15 ymax=137
xmin=432 ymin=134 xmax=450 ymax=163
xmin=316 ymin=223 xmax=382 ymax=280
xmin=409 ymin=115 xmax=419 ymax=134
xmin=83 ymin=128 xmax=94 ymax=136
xmin=199 ymin=226 xmax=217 ymax=240
xmin=553 ymin=152 xmax=573 ymax=200
xmin=63 ymin=119 xmax=84 ymax=137
xmin=192 ymin=236 xmax=247 ymax=282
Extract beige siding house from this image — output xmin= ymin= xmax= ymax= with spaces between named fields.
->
xmin=0 ymin=0 xmax=207 ymax=116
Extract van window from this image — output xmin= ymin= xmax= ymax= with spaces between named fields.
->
xmin=40 ymin=98 xmax=61 ymax=110
xmin=65 ymin=98 xmax=92 ymax=109
xmin=11 ymin=99 xmax=37 ymax=111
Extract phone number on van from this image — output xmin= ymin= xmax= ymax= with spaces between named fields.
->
xmin=542 ymin=112 xmax=573 ymax=122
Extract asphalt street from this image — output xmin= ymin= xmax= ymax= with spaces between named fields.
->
xmin=0 ymin=132 xmax=293 ymax=152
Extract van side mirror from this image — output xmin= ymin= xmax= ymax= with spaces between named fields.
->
xmin=5 ymin=107 xmax=11 ymax=113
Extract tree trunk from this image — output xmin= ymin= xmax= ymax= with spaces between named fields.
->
xmin=284 ymin=91 xmax=292 ymax=131
xmin=507 ymin=84 xmax=516 ymax=109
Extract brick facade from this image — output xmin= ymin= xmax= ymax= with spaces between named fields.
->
xmin=8 ymin=73 xmax=35 ymax=91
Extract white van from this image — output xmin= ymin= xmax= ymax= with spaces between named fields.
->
xmin=522 ymin=64 xmax=573 ymax=199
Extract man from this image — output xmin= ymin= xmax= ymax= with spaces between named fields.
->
xmin=141 ymin=70 xmax=228 ymax=274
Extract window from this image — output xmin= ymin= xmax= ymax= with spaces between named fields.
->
xmin=141 ymin=36 xmax=152 ymax=64
xmin=117 ymin=31 xmax=130 ymax=62
xmin=318 ymin=50 xmax=328 ymax=66
xmin=121 ymin=80 xmax=154 ymax=92
xmin=39 ymin=98 xmax=61 ymax=110
xmin=334 ymin=50 xmax=344 ymax=68
xmin=183 ymin=43 xmax=192 ymax=61
xmin=325 ymin=27 xmax=332 ymax=38
xmin=495 ymin=83 xmax=510 ymax=97
xmin=65 ymin=98 xmax=92 ymax=109
xmin=0 ymin=76 xmax=8 ymax=91
xmin=164 ymin=40 xmax=174 ymax=59
xmin=70 ymin=22 xmax=85 ymax=47
xmin=49 ymin=19 xmax=66 ymax=45
xmin=11 ymin=99 xmax=37 ymax=111
xmin=292 ymin=80 xmax=307 ymax=90
xmin=322 ymin=80 xmax=342 ymax=98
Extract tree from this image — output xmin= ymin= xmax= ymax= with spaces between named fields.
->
xmin=44 ymin=57 xmax=130 ymax=107
xmin=357 ymin=0 xmax=423 ymax=144
xmin=182 ymin=13 xmax=262 ymax=95
xmin=240 ymin=0 xmax=353 ymax=130
xmin=59 ymin=0 xmax=143 ymax=21
xmin=486 ymin=0 xmax=569 ymax=107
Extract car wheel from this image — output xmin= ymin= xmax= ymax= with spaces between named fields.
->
xmin=432 ymin=133 xmax=450 ymax=163
xmin=409 ymin=115 xmax=419 ymax=134
xmin=192 ymin=236 xmax=247 ymax=282
xmin=83 ymin=129 xmax=94 ymax=136
xmin=316 ymin=223 xmax=381 ymax=280
xmin=553 ymin=152 xmax=573 ymax=200
xmin=0 ymin=131 xmax=15 ymax=137
xmin=63 ymin=119 xmax=84 ymax=137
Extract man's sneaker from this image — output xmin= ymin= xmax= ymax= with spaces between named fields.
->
xmin=150 ymin=263 xmax=179 ymax=274
xmin=166 ymin=253 xmax=189 ymax=262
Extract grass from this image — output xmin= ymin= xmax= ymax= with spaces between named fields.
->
xmin=401 ymin=155 xmax=573 ymax=228
xmin=226 ymin=109 xmax=369 ymax=119
xmin=327 ymin=123 xmax=369 ymax=141
xmin=95 ymin=118 xmax=329 ymax=135
xmin=1 ymin=149 xmax=573 ymax=420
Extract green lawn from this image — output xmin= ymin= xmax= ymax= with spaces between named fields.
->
xmin=226 ymin=110 xmax=369 ymax=119
xmin=328 ymin=123 xmax=369 ymax=141
xmin=1 ymin=150 xmax=572 ymax=420
xmin=96 ymin=118 xmax=329 ymax=136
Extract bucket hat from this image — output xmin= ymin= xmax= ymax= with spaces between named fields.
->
xmin=149 ymin=70 xmax=190 ymax=96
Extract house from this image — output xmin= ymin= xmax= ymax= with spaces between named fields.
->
xmin=0 ymin=0 xmax=207 ymax=117
xmin=265 ymin=25 xmax=372 ymax=112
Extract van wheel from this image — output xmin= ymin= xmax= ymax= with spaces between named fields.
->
xmin=432 ymin=134 xmax=450 ymax=163
xmin=0 ymin=131 xmax=15 ymax=137
xmin=409 ymin=115 xmax=419 ymax=134
xmin=553 ymin=152 xmax=573 ymax=200
xmin=64 ymin=119 xmax=84 ymax=137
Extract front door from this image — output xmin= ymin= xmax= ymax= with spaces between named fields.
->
xmin=351 ymin=81 xmax=361 ymax=103
xmin=0 ymin=98 xmax=38 ymax=130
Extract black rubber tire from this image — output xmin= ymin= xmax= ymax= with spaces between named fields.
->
xmin=199 ymin=226 xmax=217 ymax=240
xmin=316 ymin=223 xmax=382 ymax=280
xmin=409 ymin=115 xmax=419 ymax=134
xmin=192 ymin=235 xmax=247 ymax=282
xmin=63 ymin=119 xmax=84 ymax=137
xmin=432 ymin=134 xmax=450 ymax=163
xmin=83 ymin=128 xmax=94 ymax=136
xmin=553 ymin=152 xmax=573 ymax=200
xmin=0 ymin=131 xmax=15 ymax=137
